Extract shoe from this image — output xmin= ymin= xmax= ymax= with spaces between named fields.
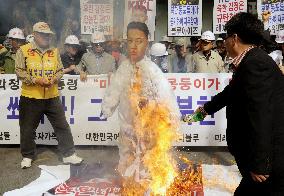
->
xmin=63 ymin=153 xmax=83 ymax=165
xmin=21 ymin=158 xmax=32 ymax=169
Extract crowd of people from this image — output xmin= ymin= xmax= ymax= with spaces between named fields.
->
xmin=0 ymin=12 xmax=283 ymax=77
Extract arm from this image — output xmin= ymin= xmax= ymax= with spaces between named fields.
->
xmin=53 ymin=51 xmax=64 ymax=83
xmin=76 ymin=54 xmax=88 ymax=81
xmin=203 ymin=84 xmax=230 ymax=115
xmin=101 ymin=62 xmax=126 ymax=117
xmin=15 ymin=49 xmax=36 ymax=85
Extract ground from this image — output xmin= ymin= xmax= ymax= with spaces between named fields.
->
xmin=0 ymin=145 xmax=235 ymax=195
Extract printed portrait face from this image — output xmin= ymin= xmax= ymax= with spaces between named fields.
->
xmin=131 ymin=7 xmax=148 ymax=23
xmin=127 ymin=28 xmax=148 ymax=64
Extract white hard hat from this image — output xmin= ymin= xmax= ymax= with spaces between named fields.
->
xmin=8 ymin=28 xmax=25 ymax=40
xmin=201 ymin=31 xmax=215 ymax=41
xmin=150 ymin=43 xmax=168 ymax=56
xmin=275 ymin=30 xmax=284 ymax=44
xmin=26 ymin=34 xmax=34 ymax=43
xmin=161 ymin=35 xmax=173 ymax=42
xmin=91 ymin=32 xmax=106 ymax=44
xmin=65 ymin=35 xmax=80 ymax=45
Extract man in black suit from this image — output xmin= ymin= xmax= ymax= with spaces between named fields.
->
xmin=192 ymin=12 xmax=284 ymax=195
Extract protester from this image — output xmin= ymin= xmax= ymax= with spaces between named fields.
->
xmin=169 ymin=37 xmax=193 ymax=73
xmin=192 ymin=31 xmax=225 ymax=73
xmin=61 ymin=35 xmax=81 ymax=75
xmin=77 ymin=31 xmax=115 ymax=81
xmin=186 ymin=12 xmax=284 ymax=195
xmin=0 ymin=28 xmax=25 ymax=74
xmin=150 ymin=42 xmax=169 ymax=72
xmin=15 ymin=22 xmax=83 ymax=169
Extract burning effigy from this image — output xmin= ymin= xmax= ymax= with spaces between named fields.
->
xmin=100 ymin=22 xmax=204 ymax=195
xmin=118 ymin=61 xmax=204 ymax=196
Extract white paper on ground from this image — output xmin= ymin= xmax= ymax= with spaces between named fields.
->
xmin=202 ymin=164 xmax=242 ymax=196
xmin=4 ymin=164 xmax=242 ymax=196
xmin=4 ymin=165 xmax=70 ymax=196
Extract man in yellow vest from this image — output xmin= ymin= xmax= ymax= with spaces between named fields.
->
xmin=15 ymin=22 xmax=83 ymax=169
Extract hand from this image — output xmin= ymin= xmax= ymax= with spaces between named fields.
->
xmin=195 ymin=106 xmax=207 ymax=118
xmin=69 ymin=64 xmax=76 ymax=71
xmin=80 ymin=72 xmax=87 ymax=82
xmin=250 ymin=171 xmax=269 ymax=183
xmin=49 ymin=77 xmax=58 ymax=86
xmin=262 ymin=11 xmax=271 ymax=22
xmin=63 ymin=65 xmax=76 ymax=74
xmin=35 ymin=78 xmax=51 ymax=87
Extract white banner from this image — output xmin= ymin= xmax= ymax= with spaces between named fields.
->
xmin=80 ymin=0 xmax=114 ymax=36
xmin=213 ymin=0 xmax=247 ymax=34
xmin=0 ymin=73 xmax=232 ymax=146
xmin=123 ymin=0 xmax=156 ymax=41
xmin=168 ymin=0 xmax=202 ymax=36
xmin=257 ymin=0 xmax=284 ymax=35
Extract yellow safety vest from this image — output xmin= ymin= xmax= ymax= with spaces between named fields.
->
xmin=20 ymin=43 xmax=60 ymax=99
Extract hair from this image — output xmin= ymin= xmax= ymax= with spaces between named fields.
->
xmin=224 ymin=12 xmax=264 ymax=45
xmin=127 ymin=22 xmax=149 ymax=38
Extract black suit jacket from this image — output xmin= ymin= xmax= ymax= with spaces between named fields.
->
xmin=204 ymin=47 xmax=284 ymax=175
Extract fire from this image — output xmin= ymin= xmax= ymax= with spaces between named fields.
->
xmin=121 ymin=66 xmax=204 ymax=195
xmin=166 ymin=157 xmax=203 ymax=196
xmin=121 ymin=66 xmax=180 ymax=195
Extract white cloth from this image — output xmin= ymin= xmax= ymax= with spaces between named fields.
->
xmin=101 ymin=56 xmax=180 ymax=180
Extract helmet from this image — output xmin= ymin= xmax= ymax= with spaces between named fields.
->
xmin=65 ymin=35 xmax=80 ymax=45
xmin=8 ymin=28 xmax=25 ymax=40
xmin=26 ymin=34 xmax=34 ymax=43
xmin=200 ymin=31 xmax=215 ymax=41
xmin=91 ymin=32 xmax=106 ymax=44
xmin=150 ymin=43 xmax=168 ymax=56
xmin=275 ymin=30 xmax=284 ymax=44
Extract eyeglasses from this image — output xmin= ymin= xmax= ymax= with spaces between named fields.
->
xmin=127 ymin=38 xmax=145 ymax=45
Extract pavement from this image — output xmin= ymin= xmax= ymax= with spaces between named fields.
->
xmin=0 ymin=145 xmax=235 ymax=195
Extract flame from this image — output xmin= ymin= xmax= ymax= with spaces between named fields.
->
xmin=166 ymin=157 xmax=203 ymax=196
xmin=121 ymin=66 xmax=204 ymax=195
xmin=120 ymin=66 xmax=180 ymax=195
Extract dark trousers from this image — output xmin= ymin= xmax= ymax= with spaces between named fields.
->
xmin=19 ymin=96 xmax=75 ymax=159
xmin=234 ymin=173 xmax=271 ymax=196
xmin=234 ymin=159 xmax=284 ymax=196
